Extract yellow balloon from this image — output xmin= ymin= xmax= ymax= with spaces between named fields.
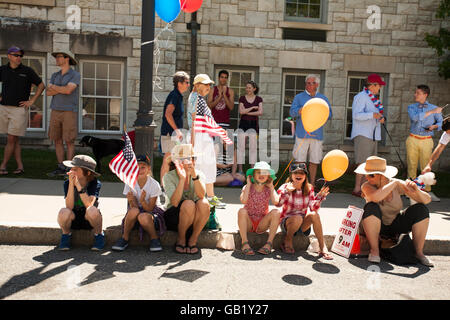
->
xmin=322 ymin=150 xmax=349 ymax=181
xmin=301 ymin=98 xmax=330 ymax=133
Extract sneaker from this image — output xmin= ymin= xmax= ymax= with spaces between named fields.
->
xmin=208 ymin=196 xmax=226 ymax=209
xmin=58 ymin=233 xmax=71 ymax=251
xmin=149 ymin=238 xmax=163 ymax=252
xmin=428 ymin=192 xmax=440 ymax=202
xmin=112 ymin=237 xmax=129 ymax=251
xmin=48 ymin=165 xmax=68 ymax=177
xmin=91 ymin=233 xmax=105 ymax=251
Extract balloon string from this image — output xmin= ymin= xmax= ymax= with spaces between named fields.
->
xmin=274 ymin=131 xmax=317 ymax=188
xmin=141 ymin=22 xmax=174 ymax=103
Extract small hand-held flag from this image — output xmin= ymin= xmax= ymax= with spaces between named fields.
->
xmin=194 ymin=95 xmax=233 ymax=145
xmin=109 ymin=131 xmax=139 ymax=189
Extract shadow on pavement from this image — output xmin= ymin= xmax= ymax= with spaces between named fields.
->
xmin=282 ymin=274 xmax=313 ymax=286
xmin=0 ymin=246 xmax=205 ymax=299
xmin=348 ymin=256 xmax=431 ymax=278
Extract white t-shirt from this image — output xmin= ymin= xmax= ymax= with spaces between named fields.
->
xmin=439 ymin=131 xmax=449 ymax=146
xmin=123 ymin=176 xmax=162 ymax=207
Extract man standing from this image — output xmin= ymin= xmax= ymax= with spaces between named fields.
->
xmin=0 ymin=46 xmax=45 ymax=175
xmin=207 ymin=70 xmax=235 ymax=129
xmin=160 ymin=71 xmax=190 ymax=184
xmin=406 ymin=85 xmax=443 ymax=201
xmin=46 ymin=51 xmax=80 ymax=176
xmin=351 ymin=74 xmax=386 ymax=197
xmin=289 ymin=74 xmax=332 ymax=184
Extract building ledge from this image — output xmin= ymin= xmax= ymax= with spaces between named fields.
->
xmin=279 ymin=21 xmax=332 ymax=31
xmin=0 ymin=0 xmax=55 ymax=6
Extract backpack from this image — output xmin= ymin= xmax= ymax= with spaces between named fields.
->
xmin=203 ymin=206 xmax=221 ymax=231
xmin=380 ymin=234 xmax=418 ymax=265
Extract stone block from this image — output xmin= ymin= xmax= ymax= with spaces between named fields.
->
xmin=21 ymin=5 xmax=47 ymax=19
xmin=245 ymin=11 xmax=267 ymax=28
xmin=344 ymin=54 xmax=396 ymax=74
xmin=115 ymin=14 xmax=133 ymax=25
xmin=210 ymin=20 xmax=228 ymax=35
xmin=115 ymin=3 xmax=129 ymax=15
xmin=209 ymin=47 xmax=264 ymax=66
xmin=397 ymin=3 xmax=418 ymax=14
xmin=228 ymin=26 xmax=254 ymax=37
xmin=130 ymin=0 xmax=141 ymax=15
xmin=89 ymin=9 xmax=114 ymax=24
xmin=220 ymin=4 xmax=237 ymax=14
xmin=392 ymin=31 xmax=417 ymax=40
xmin=279 ymin=51 xmax=331 ymax=70
xmin=258 ymin=0 xmax=275 ymax=11
xmin=382 ymin=14 xmax=406 ymax=30
xmin=47 ymin=7 xmax=66 ymax=22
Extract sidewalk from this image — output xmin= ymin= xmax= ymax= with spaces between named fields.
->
xmin=1 ymin=178 xmax=449 ymax=254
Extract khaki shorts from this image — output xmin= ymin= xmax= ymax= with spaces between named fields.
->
xmin=48 ymin=110 xmax=77 ymax=142
xmin=292 ymin=137 xmax=323 ymax=164
xmin=160 ymin=133 xmax=178 ymax=154
xmin=0 ymin=105 xmax=28 ymax=136
xmin=353 ymin=135 xmax=378 ymax=164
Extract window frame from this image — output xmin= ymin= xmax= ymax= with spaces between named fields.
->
xmin=0 ymin=54 xmax=46 ymax=133
xmin=79 ymin=59 xmax=125 ymax=134
xmin=280 ymin=69 xmax=326 ymax=139
xmin=344 ymin=72 xmax=389 ymax=144
xmin=212 ymin=66 xmax=258 ymax=130
xmin=284 ymin=0 xmax=328 ymax=24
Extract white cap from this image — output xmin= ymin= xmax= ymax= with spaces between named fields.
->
xmin=193 ymin=74 xmax=215 ymax=85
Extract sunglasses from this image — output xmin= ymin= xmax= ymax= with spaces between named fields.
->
xmin=367 ymin=174 xmax=376 ymax=178
xmin=289 ymin=163 xmax=307 ymax=173
xmin=10 ymin=54 xmax=23 ymax=58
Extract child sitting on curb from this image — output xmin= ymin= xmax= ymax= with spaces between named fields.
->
xmin=112 ymin=155 xmax=166 ymax=252
xmin=237 ymin=161 xmax=281 ymax=255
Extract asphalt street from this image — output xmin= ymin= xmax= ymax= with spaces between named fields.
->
xmin=1 ymin=245 xmax=449 ymax=300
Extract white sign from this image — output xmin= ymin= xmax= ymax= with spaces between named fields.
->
xmin=331 ymin=205 xmax=364 ymax=258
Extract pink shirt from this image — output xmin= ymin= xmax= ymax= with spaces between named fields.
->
xmin=244 ymin=184 xmax=271 ymax=221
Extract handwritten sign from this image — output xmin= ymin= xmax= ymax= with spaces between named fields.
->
xmin=331 ymin=205 xmax=364 ymax=258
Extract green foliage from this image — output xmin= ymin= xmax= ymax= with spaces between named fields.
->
xmin=425 ymin=0 xmax=450 ymax=79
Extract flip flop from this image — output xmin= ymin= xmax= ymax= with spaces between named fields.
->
xmin=0 ymin=168 xmax=8 ymax=175
xmin=174 ymin=243 xmax=186 ymax=254
xmin=281 ymin=242 xmax=295 ymax=254
xmin=318 ymin=251 xmax=334 ymax=260
xmin=187 ymin=244 xmax=200 ymax=254
xmin=257 ymin=241 xmax=273 ymax=255
xmin=13 ymin=168 xmax=24 ymax=174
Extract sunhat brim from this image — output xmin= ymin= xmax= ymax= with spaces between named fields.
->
xmin=246 ymin=167 xmax=277 ymax=181
xmin=52 ymin=52 xmax=77 ymax=65
xmin=354 ymin=163 xmax=397 ymax=178
xmin=63 ymin=160 xmax=101 ymax=177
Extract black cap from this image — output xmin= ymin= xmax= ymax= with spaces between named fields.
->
xmin=136 ymin=154 xmax=150 ymax=164
xmin=289 ymin=162 xmax=308 ymax=174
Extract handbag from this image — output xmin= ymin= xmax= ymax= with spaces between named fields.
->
xmin=380 ymin=233 xmax=418 ymax=265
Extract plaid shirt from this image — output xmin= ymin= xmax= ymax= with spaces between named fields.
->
xmin=276 ymin=183 xmax=325 ymax=220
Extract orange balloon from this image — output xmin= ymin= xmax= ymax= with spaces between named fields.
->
xmin=301 ymin=98 xmax=330 ymax=133
xmin=322 ymin=150 xmax=349 ymax=181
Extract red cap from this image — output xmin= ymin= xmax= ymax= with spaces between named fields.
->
xmin=367 ymin=74 xmax=386 ymax=86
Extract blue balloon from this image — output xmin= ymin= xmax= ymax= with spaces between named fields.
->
xmin=156 ymin=0 xmax=181 ymax=23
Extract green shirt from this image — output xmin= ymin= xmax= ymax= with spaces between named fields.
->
xmin=163 ymin=170 xmax=206 ymax=209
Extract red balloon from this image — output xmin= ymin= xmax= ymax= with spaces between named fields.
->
xmin=181 ymin=0 xmax=203 ymax=13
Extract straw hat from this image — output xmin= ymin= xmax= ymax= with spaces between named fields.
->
xmin=193 ymin=74 xmax=215 ymax=85
xmin=246 ymin=161 xmax=277 ymax=181
xmin=167 ymin=144 xmax=200 ymax=163
xmin=51 ymin=51 xmax=78 ymax=66
xmin=354 ymin=156 xmax=397 ymax=178
xmin=63 ymin=155 xmax=100 ymax=177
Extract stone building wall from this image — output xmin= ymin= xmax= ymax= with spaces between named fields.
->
xmin=0 ymin=0 xmax=449 ymax=170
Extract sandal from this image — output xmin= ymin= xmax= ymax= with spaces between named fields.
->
xmin=13 ymin=168 xmax=24 ymax=174
xmin=318 ymin=251 xmax=334 ymax=260
xmin=187 ymin=244 xmax=200 ymax=255
xmin=281 ymin=242 xmax=295 ymax=254
xmin=0 ymin=168 xmax=8 ymax=175
xmin=174 ymin=243 xmax=186 ymax=254
xmin=241 ymin=241 xmax=255 ymax=256
xmin=257 ymin=241 xmax=273 ymax=255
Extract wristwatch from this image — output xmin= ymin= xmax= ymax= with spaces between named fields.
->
xmin=78 ymin=187 xmax=87 ymax=194
xmin=192 ymin=175 xmax=200 ymax=181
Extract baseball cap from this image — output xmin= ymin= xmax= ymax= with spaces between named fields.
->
xmin=193 ymin=74 xmax=215 ymax=85
xmin=367 ymin=74 xmax=386 ymax=86
xmin=136 ymin=154 xmax=150 ymax=165
xmin=8 ymin=46 xmax=24 ymax=55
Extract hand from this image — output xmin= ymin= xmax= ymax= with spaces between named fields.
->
xmin=286 ymin=182 xmax=296 ymax=192
xmin=421 ymin=165 xmax=432 ymax=174
xmin=267 ymin=178 xmax=275 ymax=191
xmin=246 ymin=175 xmax=252 ymax=185
xmin=379 ymin=117 xmax=385 ymax=124
xmin=67 ymin=171 xmax=76 ymax=185
xmin=175 ymin=129 xmax=183 ymax=142
xmin=404 ymin=179 xmax=420 ymax=194
xmin=186 ymin=161 xmax=196 ymax=177
xmin=19 ymin=100 xmax=33 ymax=108
xmin=373 ymin=112 xmax=382 ymax=120
xmin=317 ymin=186 xmax=330 ymax=198
xmin=252 ymin=106 xmax=259 ymax=112
xmin=434 ymin=107 xmax=443 ymax=114
xmin=427 ymin=124 xmax=438 ymax=131
xmin=140 ymin=190 xmax=147 ymax=203
xmin=174 ymin=160 xmax=187 ymax=181
xmin=127 ymin=191 xmax=135 ymax=203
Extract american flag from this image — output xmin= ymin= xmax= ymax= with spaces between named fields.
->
xmin=109 ymin=132 xmax=139 ymax=189
xmin=194 ymin=95 xmax=233 ymax=145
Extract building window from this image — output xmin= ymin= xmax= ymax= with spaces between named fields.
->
xmin=213 ymin=67 xmax=256 ymax=130
xmin=285 ymin=0 xmax=326 ymax=22
xmin=1 ymin=55 xmax=46 ymax=132
xmin=345 ymin=73 xmax=387 ymax=140
xmin=80 ymin=60 xmax=123 ymax=133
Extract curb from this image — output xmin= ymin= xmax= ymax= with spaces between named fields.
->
xmin=1 ymin=224 xmax=449 ymax=255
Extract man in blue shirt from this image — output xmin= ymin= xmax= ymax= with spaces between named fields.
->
xmin=350 ymin=74 xmax=386 ymax=197
xmin=46 ymin=51 xmax=80 ymax=176
xmin=290 ymin=74 xmax=332 ymax=184
xmin=406 ymin=84 xmax=443 ymax=200
xmin=159 ymin=71 xmax=190 ymax=184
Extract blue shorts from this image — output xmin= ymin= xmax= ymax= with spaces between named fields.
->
xmin=280 ymin=216 xmax=311 ymax=236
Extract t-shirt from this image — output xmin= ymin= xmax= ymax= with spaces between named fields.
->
xmin=64 ymin=178 xmax=102 ymax=211
xmin=123 ymin=176 xmax=162 ymax=207
xmin=49 ymin=68 xmax=80 ymax=112
xmin=439 ymin=131 xmax=449 ymax=146
xmin=239 ymin=95 xmax=263 ymax=121
xmin=161 ymin=88 xmax=184 ymax=136
xmin=162 ymin=170 xmax=206 ymax=209
xmin=366 ymin=183 xmax=404 ymax=226
xmin=0 ymin=63 xmax=42 ymax=107
xmin=211 ymin=86 xmax=231 ymax=125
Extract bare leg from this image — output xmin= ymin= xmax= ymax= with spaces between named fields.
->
xmin=362 ymin=215 xmax=381 ymax=257
xmin=66 ymin=141 xmax=75 ymax=162
xmin=238 ymin=208 xmax=254 ymax=252
xmin=187 ymin=199 xmax=210 ymax=252
xmin=309 ymin=162 xmax=318 ymax=185
xmin=160 ymin=153 xmax=171 ymax=186
xmin=138 ymin=213 xmax=158 ymax=240
xmin=85 ymin=206 xmax=103 ymax=235
xmin=412 ymin=218 xmax=429 ymax=257
xmin=206 ymin=183 xmax=214 ymax=198
xmin=255 ymin=209 xmax=281 ymax=251
xmin=122 ymin=208 xmax=140 ymax=241
xmin=57 ymin=208 xmax=75 ymax=234
xmin=177 ymin=200 xmax=195 ymax=249
xmin=55 ymin=139 xmax=65 ymax=164
xmin=13 ymin=137 xmax=23 ymax=170
xmin=0 ymin=134 xmax=18 ymax=169
xmin=283 ymin=215 xmax=303 ymax=250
